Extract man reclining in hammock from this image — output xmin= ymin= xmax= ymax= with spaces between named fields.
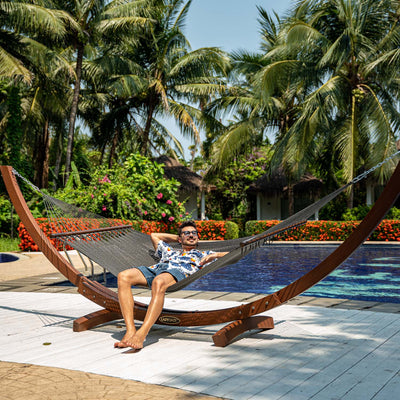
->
xmin=114 ymin=220 xmax=228 ymax=349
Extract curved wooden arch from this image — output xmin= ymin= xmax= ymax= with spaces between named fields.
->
xmin=2 ymin=163 xmax=399 ymax=346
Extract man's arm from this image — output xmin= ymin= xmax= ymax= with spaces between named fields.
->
xmin=199 ymin=252 xmax=228 ymax=266
xmin=150 ymin=232 xmax=179 ymax=250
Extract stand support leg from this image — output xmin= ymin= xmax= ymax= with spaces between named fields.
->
xmin=73 ymin=309 xmax=122 ymax=332
xmin=212 ymin=316 xmax=274 ymax=347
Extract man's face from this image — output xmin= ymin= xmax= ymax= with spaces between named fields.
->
xmin=179 ymin=227 xmax=199 ymax=248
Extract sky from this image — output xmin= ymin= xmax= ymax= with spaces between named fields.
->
xmin=186 ymin=0 xmax=294 ymax=53
xmin=170 ymin=0 xmax=295 ymax=159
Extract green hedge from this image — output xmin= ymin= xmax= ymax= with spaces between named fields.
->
xmin=245 ymin=220 xmax=400 ymax=241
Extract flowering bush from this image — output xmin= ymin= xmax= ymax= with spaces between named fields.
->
xmin=245 ymin=220 xmax=400 ymax=241
xmin=17 ymin=219 xmax=240 ymax=251
xmin=194 ymin=220 xmax=239 ymax=240
xmin=54 ymin=153 xmax=187 ymax=223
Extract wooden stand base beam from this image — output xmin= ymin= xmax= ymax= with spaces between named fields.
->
xmin=212 ymin=315 xmax=274 ymax=347
xmin=73 ymin=309 xmax=122 ymax=332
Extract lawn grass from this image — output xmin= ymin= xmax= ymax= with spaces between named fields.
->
xmin=0 ymin=237 xmax=20 ymax=252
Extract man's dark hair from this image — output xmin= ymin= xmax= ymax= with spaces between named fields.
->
xmin=178 ymin=220 xmax=197 ymax=236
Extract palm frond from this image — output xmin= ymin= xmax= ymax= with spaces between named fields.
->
xmin=0 ymin=47 xmax=32 ymax=83
xmin=167 ymin=99 xmax=200 ymax=143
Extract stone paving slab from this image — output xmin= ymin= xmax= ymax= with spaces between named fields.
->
xmin=334 ymin=299 xmax=383 ymax=310
xmin=211 ymin=292 xmax=260 ymax=302
xmin=300 ymin=297 xmax=350 ymax=308
xmin=365 ymin=303 xmax=400 ymax=313
xmin=165 ymin=290 xmax=206 ymax=299
xmin=183 ymin=291 xmax=229 ymax=300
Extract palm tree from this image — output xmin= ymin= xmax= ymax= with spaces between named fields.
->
xmin=0 ymin=0 xmax=78 ymax=184
xmin=268 ymin=0 xmax=400 ymax=207
xmin=132 ymin=0 xmax=229 ymax=156
xmin=0 ymin=0 xmax=74 ymax=83
xmin=204 ymin=8 xmax=304 ymax=166
xmin=56 ymin=0 xmax=152 ymax=182
xmin=87 ymin=0 xmax=230 ymax=162
xmin=204 ymin=6 xmax=311 ymax=217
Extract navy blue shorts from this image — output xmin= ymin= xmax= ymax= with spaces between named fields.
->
xmin=135 ymin=263 xmax=186 ymax=288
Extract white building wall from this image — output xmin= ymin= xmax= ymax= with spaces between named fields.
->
xmin=257 ymin=193 xmax=281 ymax=220
xmin=179 ymin=191 xmax=199 ymax=220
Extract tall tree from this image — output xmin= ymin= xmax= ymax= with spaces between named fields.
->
xmin=204 ymin=8 xmax=305 ymax=168
xmin=0 ymin=0 xmax=78 ymax=185
xmin=204 ymin=7 xmax=310 ymax=216
xmin=87 ymin=0 xmax=230 ymax=162
xmin=58 ymin=0 xmax=152 ymax=182
xmin=268 ymin=0 xmax=400 ymax=207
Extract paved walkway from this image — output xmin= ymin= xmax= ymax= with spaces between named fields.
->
xmin=0 ymin=252 xmax=399 ymax=399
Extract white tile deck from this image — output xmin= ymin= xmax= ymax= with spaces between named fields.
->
xmin=0 ymin=292 xmax=399 ymax=400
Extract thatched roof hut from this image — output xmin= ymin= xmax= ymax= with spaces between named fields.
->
xmin=155 ymin=156 xmax=202 ymax=192
xmin=248 ymin=170 xmax=323 ymax=196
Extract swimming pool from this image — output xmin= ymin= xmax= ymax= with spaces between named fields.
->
xmin=186 ymin=244 xmax=400 ymax=303
xmin=68 ymin=243 xmax=399 ymax=303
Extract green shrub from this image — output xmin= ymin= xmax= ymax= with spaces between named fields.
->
xmin=0 ymin=195 xmax=19 ymax=236
xmin=224 ymin=221 xmax=239 ymax=240
xmin=387 ymin=207 xmax=400 ymax=219
xmin=0 ymin=236 xmax=20 ymax=252
xmin=342 ymin=205 xmax=400 ymax=221
xmin=342 ymin=205 xmax=371 ymax=220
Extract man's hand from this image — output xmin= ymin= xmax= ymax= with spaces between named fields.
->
xmin=150 ymin=232 xmax=179 ymax=250
xmin=199 ymin=252 xmax=228 ymax=266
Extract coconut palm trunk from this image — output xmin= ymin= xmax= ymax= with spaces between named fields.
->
xmin=141 ymin=102 xmax=156 ymax=155
xmin=108 ymin=122 xmax=122 ymax=168
xmin=65 ymin=43 xmax=83 ymax=183
xmin=34 ymin=120 xmax=50 ymax=188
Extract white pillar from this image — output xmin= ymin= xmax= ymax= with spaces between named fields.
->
xmin=366 ymin=183 xmax=374 ymax=206
xmin=256 ymin=193 xmax=261 ymax=220
xmin=201 ymin=191 xmax=206 ymax=220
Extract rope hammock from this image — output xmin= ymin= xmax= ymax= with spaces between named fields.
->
xmin=2 ymin=152 xmax=400 ymax=346
xmin=11 ymin=149 xmax=400 ymax=292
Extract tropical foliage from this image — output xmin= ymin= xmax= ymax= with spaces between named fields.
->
xmin=0 ymin=0 xmax=229 ymax=187
xmin=204 ymin=0 xmax=400 ymax=208
xmin=204 ymin=148 xmax=272 ymax=222
xmin=55 ymin=153 xmax=187 ymax=222
xmin=0 ymin=0 xmax=400 ymax=230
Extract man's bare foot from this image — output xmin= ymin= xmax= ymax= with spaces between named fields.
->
xmin=114 ymin=330 xmax=136 ymax=348
xmin=126 ymin=331 xmax=146 ymax=349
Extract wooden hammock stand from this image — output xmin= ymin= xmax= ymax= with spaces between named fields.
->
xmin=1 ymin=163 xmax=399 ymax=347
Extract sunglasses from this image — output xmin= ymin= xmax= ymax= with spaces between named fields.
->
xmin=181 ymin=230 xmax=198 ymax=237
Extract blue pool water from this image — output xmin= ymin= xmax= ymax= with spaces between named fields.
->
xmin=74 ymin=244 xmax=400 ymax=303
xmin=0 ymin=253 xmax=19 ymax=263
xmin=185 ymin=244 xmax=400 ymax=303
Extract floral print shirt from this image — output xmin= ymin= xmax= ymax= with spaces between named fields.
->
xmin=151 ymin=240 xmax=214 ymax=277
